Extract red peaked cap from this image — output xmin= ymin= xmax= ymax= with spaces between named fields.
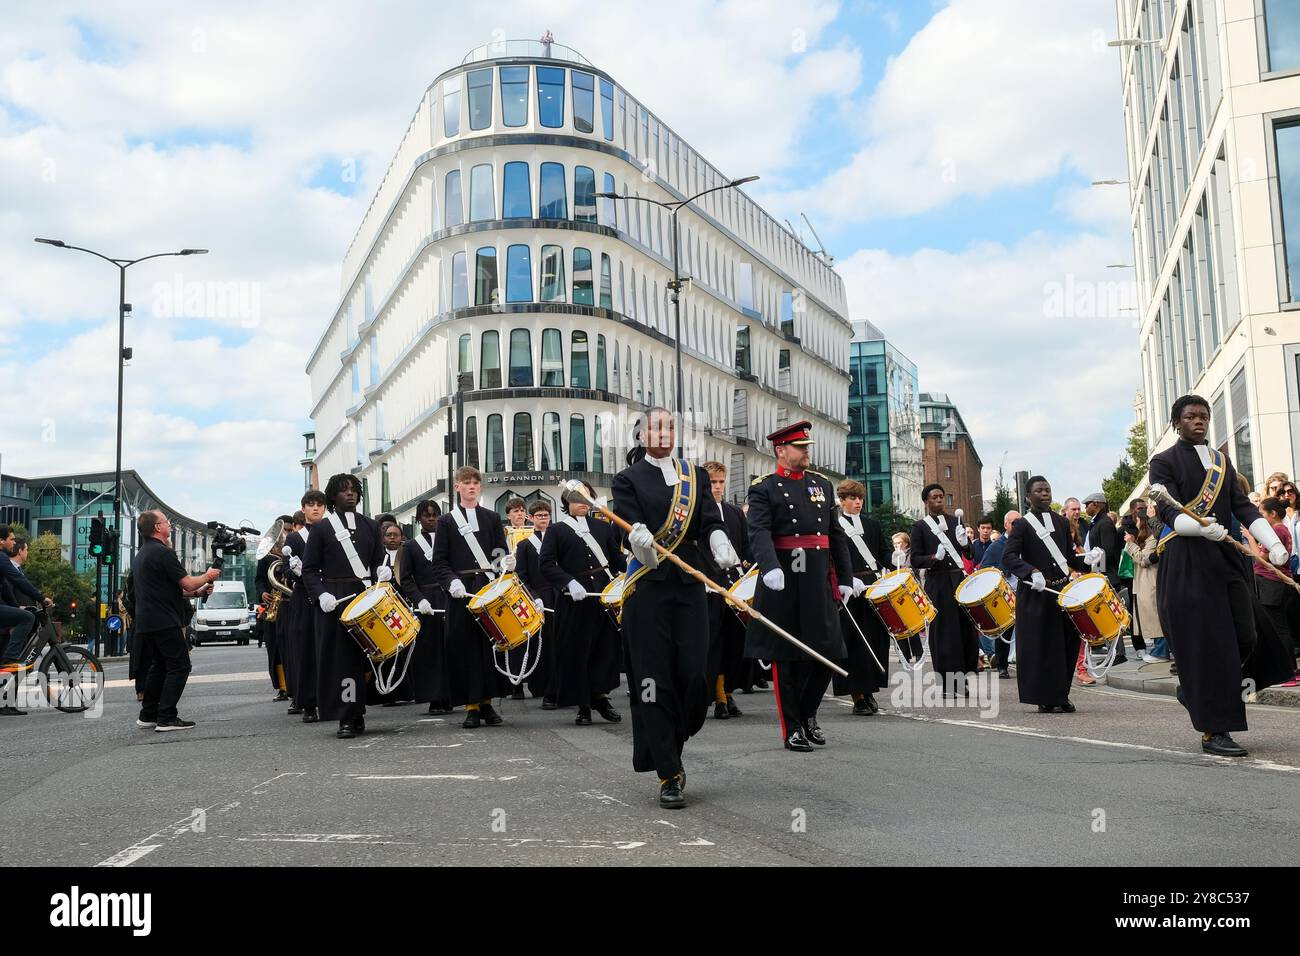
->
xmin=767 ymin=420 xmax=815 ymax=447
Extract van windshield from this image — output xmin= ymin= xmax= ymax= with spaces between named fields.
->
xmin=204 ymin=593 xmax=247 ymax=610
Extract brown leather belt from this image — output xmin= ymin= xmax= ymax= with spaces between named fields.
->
xmin=773 ymin=534 xmax=829 ymax=550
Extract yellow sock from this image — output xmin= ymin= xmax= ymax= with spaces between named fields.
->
xmin=715 ymin=675 xmax=727 ymax=703
xmin=481 ymin=698 xmax=492 ymax=706
xmin=466 ymin=703 xmax=480 ymax=712
xmin=853 ymin=693 xmax=864 ymax=702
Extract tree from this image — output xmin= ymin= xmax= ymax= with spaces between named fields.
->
xmin=1102 ymin=421 xmax=1149 ymax=507
xmin=869 ymin=500 xmax=915 ymax=540
xmin=988 ymin=468 xmax=1016 ymax=529
xmin=23 ymin=532 xmax=95 ymax=638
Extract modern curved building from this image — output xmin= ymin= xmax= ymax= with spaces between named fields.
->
xmin=307 ymin=39 xmax=852 ymax=520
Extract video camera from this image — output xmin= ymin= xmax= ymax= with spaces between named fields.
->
xmin=207 ymin=520 xmax=260 ymax=568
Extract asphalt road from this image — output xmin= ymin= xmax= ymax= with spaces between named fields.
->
xmin=4 ymin=644 xmax=1300 ymax=866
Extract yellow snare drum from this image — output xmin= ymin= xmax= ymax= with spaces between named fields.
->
xmin=1058 ymin=573 xmax=1129 ymax=646
xmin=726 ymin=567 xmax=758 ymax=623
xmin=599 ymin=573 xmax=626 ymax=626
xmin=506 ymin=526 xmax=534 ymax=553
xmin=866 ymin=569 xmax=935 ymax=641
xmin=468 ymin=574 xmax=543 ymax=651
xmin=954 ymin=567 xmax=1016 ymax=637
xmin=340 ymin=583 xmax=421 ymax=662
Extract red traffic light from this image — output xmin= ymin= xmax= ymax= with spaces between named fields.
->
xmin=70 ymin=600 xmax=77 ymax=610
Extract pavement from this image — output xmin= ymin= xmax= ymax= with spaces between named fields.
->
xmin=1098 ymin=657 xmax=1300 ymax=708
xmin=5 ymin=643 xmax=1300 ymax=866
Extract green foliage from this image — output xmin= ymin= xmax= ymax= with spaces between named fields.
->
xmin=1102 ymin=421 xmax=1149 ymax=507
xmin=23 ymin=532 xmax=95 ymax=638
xmin=988 ymin=468 xmax=1016 ymax=529
xmin=869 ymin=500 xmax=915 ymax=539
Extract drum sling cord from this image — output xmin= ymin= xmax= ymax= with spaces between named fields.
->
xmin=839 ymin=516 xmax=929 ymax=670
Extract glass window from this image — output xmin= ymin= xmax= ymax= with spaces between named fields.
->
xmin=541 ymin=328 xmax=564 ymax=386
xmin=485 ymin=414 xmax=505 ymax=472
xmin=474 ymin=246 xmax=498 ymax=307
xmin=571 ymin=331 xmax=590 ymax=388
xmin=569 ymin=415 xmax=587 ymax=471
xmin=502 ymin=162 xmax=531 ymax=218
xmin=451 ymin=251 xmax=468 ymax=309
xmin=735 ymin=327 xmax=750 ymax=375
xmin=572 ymin=71 xmax=595 ymax=133
xmin=442 ymin=76 xmax=461 ymax=137
xmin=573 ymin=248 xmax=594 ymax=305
xmin=540 ymin=244 xmax=566 ymax=302
xmin=599 ymin=253 xmax=613 ymax=309
xmin=444 ymin=169 xmax=464 ymax=227
xmin=509 ymin=328 xmax=533 ymax=387
xmin=541 ymin=412 xmax=562 ymax=470
xmin=593 ymin=413 xmax=604 ymax=472
xmin=537 ymin=66 xmax=565 ymax=128
xmin=574 ymin=166 xmax=597 ymax=222
xmin=539 ymin=162 xmax=566 ymax=219
xmin=369 ymin=334 xmax=379 ymax=385
xmin=627 ymin=267 xmax=637 ymax=317
xmin=1231 ymin=369 xmax=1253 ymax=486
xmin=500 ymin=66 xmax=528 ymax=127
xmin=480 ymin=330 xmax=501 ymax=388
xmin=467 ymin=68 xmax=492 ymax=130
xmin=600 ymin=172 xmax=616 ymax=227
xmin=469 ymin=164 xmax=494 ymax=221
xmin=505 ymin=244 xmax=532 ymax=303
xmin=595 ymin=334 xmax=608 ymax=390
xmin=457 ymin=333 xmax=472 ymax=387
xmin=736 ymin=262 xmax=755 ymax=311
xmin=1275 ymin=123 xmax=1300 ymax=301
xmin=647 ymin=355 xmax=655 ymax=406
xmin=465 ymin=415 xmax=479 ymax=468
xmin=351 ymin=360 xmax=360 ymax=402
xmin=599 ymin=79 xmax=614 ymax=141
xmin=1265 ymin=0 xmax=1300 ymax=72
xmin=511 ymin=413 xmax=534 ymax=471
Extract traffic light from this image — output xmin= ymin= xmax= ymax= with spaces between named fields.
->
xmin=70 ymin=600 xmax=77 ymax=612
xmin=101 ymin=528 xmax=118 ymax=567
xmin=89 ymin=517 xmax=106 ymax=559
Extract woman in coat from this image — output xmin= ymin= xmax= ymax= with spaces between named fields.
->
xmin=1124 ymin=510 xmax=1167 ymax=661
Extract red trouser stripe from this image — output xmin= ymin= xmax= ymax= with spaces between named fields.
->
xmin=771 ymin=662 xmax=789 ymax=740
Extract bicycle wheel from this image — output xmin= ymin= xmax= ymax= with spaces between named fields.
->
xmin=40 ymin=645 xmax=104 ymax=714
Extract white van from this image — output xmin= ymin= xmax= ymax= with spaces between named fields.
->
xmin=192 ymin=580 xmax=253 ymax=646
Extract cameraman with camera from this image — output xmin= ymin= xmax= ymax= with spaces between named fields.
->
xmin=131 ymin=510 xmax=220 ymax=732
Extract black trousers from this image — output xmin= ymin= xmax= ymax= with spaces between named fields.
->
xmin=138 ymin=627 xmax=192 ymax=722
xmin=995 ymin=628 xmax=1012 ymax=670
xmin=622 ymin=575 xmax=709 ymax=780
xmin=770 ymin=659 xmax=832 ymax=740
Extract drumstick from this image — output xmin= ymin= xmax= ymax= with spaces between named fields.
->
xmin=560 ymin=480 xmax=849 ymax=678
xmin=837 ymin=598 xmax=886 ymax=674
xmin=1148 ymin=484 xmax=1300 ymax=595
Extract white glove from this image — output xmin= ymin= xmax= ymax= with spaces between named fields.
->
xmin=567 ymin=579 xmax=589 ymax=601
xmin=934 ymin=542 xmax=947 ymax=563
xmin=448 ymin=579 xmax=467 ymax=600
xmin=376 ymin=564 xmax=393 ymax=583
xmin=1200 ymin=521 xmax=1228 ymax=542
xmin=709 ymin=529 xmax=740 ymax=569
xmin=1030 ymin=571 xmax=1046 ymax=592
xmin=318 ymin=592 xmax=338 ymax=613
xmin=851 ymin=577 xmax=867 ymax=598
xmin=762 ymin=568 xmax=785 ymax=591
xmin=628 ymin=522 xmax=659 ymax=568
xmin=838 ymin=585 xmax=853 ymax=603
xmin=1270 ymin=544 xmax=1290 ymax=566
xmin=955 ymin=524 xmax=969 ymax=546
xmin=535 ymin=599 xmax=547 ymax=614
xmin=281 ymin=545 xmax=292 ymax=558
xmin=500 ymin=552 xmax=517 ymax=573
xmin=1085 ymin=547 xmax=1104 ymax=568
xmin=417 ymin=598 xmax=433 ymax=615
xmin=288 ymin=555 xmax=303 ymax=576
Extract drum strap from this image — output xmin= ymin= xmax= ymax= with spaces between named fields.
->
xmin=562 ymin=516 xmax=612 ymax=580
xmin=453 ymin=506 xmax=496 ymax=579
xmin=1025 ymin=511 xmax=1072 ymax=578
xmin=415 ymin=532 xmax=434 ymax=563
xmin=326 ymin=512 xmax=373 ymax=587
xmin=838 ymin=515 xmax=878 ymax=572
xmin=924 ymin=515 xmax=962 ymax=568
xmin=527 ymin=533 xmax=544 ymax=555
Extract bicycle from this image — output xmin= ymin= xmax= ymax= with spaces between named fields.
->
xmin=1 ymin=606 xmax=104 ymax=713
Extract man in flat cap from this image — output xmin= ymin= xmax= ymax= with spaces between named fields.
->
xmin=1081 ymin=491 xmax=1126 ymax=662
xmin=746 ymin=421 xmax=855 ymax=752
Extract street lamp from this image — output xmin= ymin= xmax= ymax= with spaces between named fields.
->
xmin=1107 ymin=38 xmax=1161 ymax=48
xmin=1091 ymin=179 xmax=1129 ymax=186
xmin=596 ymin=175 xmax=759 ymax=456
xmin=34 ymin=238 xmax=208 ymax=609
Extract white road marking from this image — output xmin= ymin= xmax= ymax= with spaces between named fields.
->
xmin=679 ymin=838 xmax=715 ymax=846
xmin=579 ymin=791 xmax=630 ymax=807
xmin=406 ymin=743 xmax=464 ymax=749
xmin=432 ymin=837 xmax=645 ymax=850
xmin=98 ymin=844 xmax=161 ymax=867
xmin=351 ymin=773 xmax=519 ymax=781
xmin=237 ymin=833 xmax=415 ymax=845
xmin=103 ymin=671 xmax=267 ymax=689
xmin=655 ymin=820 xmax=680 ymax=829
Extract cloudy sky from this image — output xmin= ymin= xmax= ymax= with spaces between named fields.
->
xmin=1 ymin=0 xmax=1136 ymax=525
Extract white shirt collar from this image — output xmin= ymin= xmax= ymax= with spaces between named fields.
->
xmin=1194 ymin=444 xmax=1211 ymax=468
xmin=458 ymin=505 xmax=479 ymax=532
xmin=646 ymin=453 xmax=677 ymax=486
xmin=847 ymin=513 xmax=862 ymax=531
xmin=343 ymin=511 xmax=357 ymax=531
xmin=386 ymin=548 xmax=398 ymax=563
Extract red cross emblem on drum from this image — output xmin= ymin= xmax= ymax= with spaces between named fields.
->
xmin=384 ymin=610 xmax=405 ymax=632
xmin=512 ymin=599 xmax=535 ymax=623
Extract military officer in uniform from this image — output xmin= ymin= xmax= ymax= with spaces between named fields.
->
xmin=746 ymin=421 xmax=855 ymax=752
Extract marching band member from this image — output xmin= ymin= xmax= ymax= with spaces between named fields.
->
xmin=503 ymin=498 xmax=532 ymax=700
xmin=376 ymin=521 xmax=416 ymax=705
xmin=832 ymin=480 xmax=891 ymax=716
xmin=302 ymin=475 xmax=387 ymax=740
xmin=541 ymin=480 xmax=626 ymax=725
xmin=516 ymin=499 xmax=556 ymax=703
xmin=910 ymin=484 xmax=979 ymax=696
xmin=401 ymin=500 xmax=451 ymax=715
xmin=700 ymin=461 xmax=751 ymax=720
xmin=1002 ymin=477 xmax=1090 ymax=713
xmin=284 ymin=492 xmax=326 ymax=722
xmin=431 ymin=465 xmax=510 ymax=730
xmin=612 ymin=407 xmax=735 ymax=808
xmin=746 ymin=421 xmax=853 ymax=752
xmin=278 ymin=511 xmax=305 ymax=712
xmin=1149 ymin=395 xmax=1293 ymax=757
xmin=256 ymin=514 xmax=294 ymax=702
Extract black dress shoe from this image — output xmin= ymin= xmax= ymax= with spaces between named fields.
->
xmin=575 ymin=706 xmax=593 ymax=725
xmin=273 ymin=691 xmax=290 ymax=702
xmin=753 ymin=677 xmax=769 ymax=690
xmin=593 ymin=697 xmax=621 ymax=722
xmin=803 ymin=718 xmax=826 ymax=746
xmin=0 ymin=706 xmax=28 ymax=716
xmin=1038 ymin=705 xmax=1054 ymax=713
xmin=725 ymin=695 xmax=742 ymax=717
xmin=352 ymin=717 xmax=365 ymax=734
xmin=336 ymin=720 xmax=355 ymax=739
xmin=659 ymin=775 xmax=686 ymax=809
xmin=1112 ymin=655 xmax=1129 ymax=666
xmin=462 ymin=710 xmax=481 ymax=729
xmin=287 ymin=704 xmax=303 ymax=715
xmin=998 ymin=669 xmax=1010 ymax=680
xmin=541 ymin=697 xmax=557 ymax=710
xmin=1059 ymin=701 xmax=1076 ymax=713
xmin=713 ymin=701 xmax=730 ymax=719
xmin=1202 ymin=733 xmax=1247 ymax=757
xmin=302 ymin=709 xmax=319 ymax=723
xmin=864 ymin=693 xmax=879 ymax=714
xmin=852 ymin=698 xmax=871 ymax=716
xmin=511 ymin=687 xmax=526 ymax=700
xmin=480 ymin=703 xmax=503 ymax=726
xmin=785 ymin=728 xmax=814 ymax=752
xmin=427 ymin=702 xmax=453 ymax=715
xmin=739 ymin=685 xmax=755 ymax=695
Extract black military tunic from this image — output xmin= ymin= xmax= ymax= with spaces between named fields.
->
xmin=283 ymin=527 xmax=315 ymax=709
xmin=612 ymin=455 xmax=725 ymax=778
xmin=540 ymin=516 xmax=626 ymax=708
xmin=254 ymin=553 xmax=285 ymax=693
xmin=1150 ymin=440 xmax=1294 ymax=732
xmin=430 ymin=506 xmax=508 ymax=707
xmin=698 ymin=499 xmax=752 ymax=695
xmin=400 ymin=530 xmax=448 ymax=705
xmin=1002 ymin=510 xmax=1090 ymax=706
xmin=302 ymin=510 xmax=384 ymax=721
xmin=515 ymin=529 xmax=556 ymax=698
xmin=831 ymin=511 xmax=892 ymax=697
xmin=910 ymin=513 xmax=979 ymax=686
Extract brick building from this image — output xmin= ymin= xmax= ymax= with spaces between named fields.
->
xmin=920 ymin=392 xmax=983 ymax=518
